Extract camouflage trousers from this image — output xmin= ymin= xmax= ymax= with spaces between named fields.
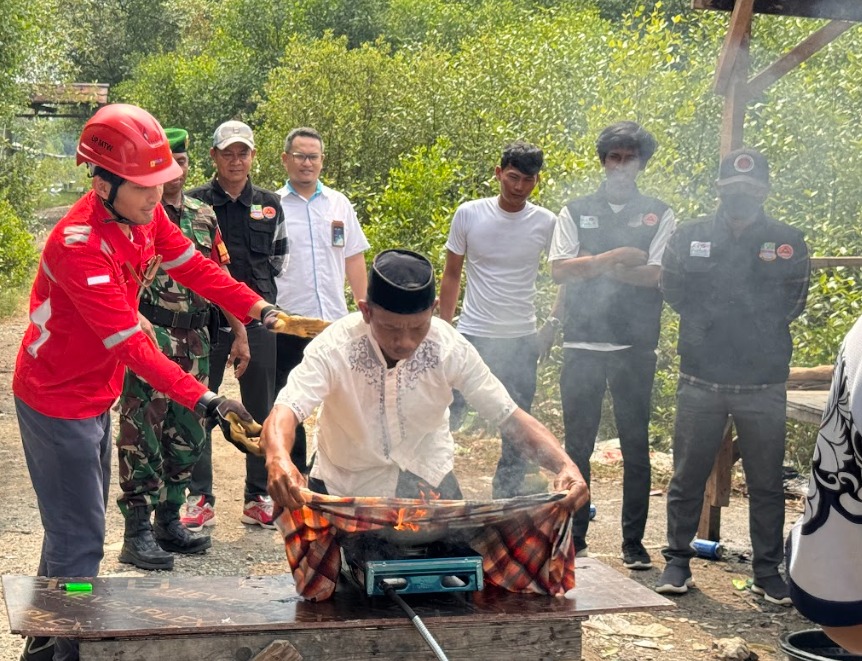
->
xmin=115 ymin=354 xmax=208 ymax=518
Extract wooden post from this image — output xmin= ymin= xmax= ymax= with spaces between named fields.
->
xmin=697 ymin=419 xmax=736 ymax=542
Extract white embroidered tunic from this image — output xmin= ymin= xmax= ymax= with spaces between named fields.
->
xmin=276 ymin=313 xmax=517 ymax=497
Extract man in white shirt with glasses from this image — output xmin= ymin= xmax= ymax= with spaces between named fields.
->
xmin=274 ymin=127 xmax=369 ymax=475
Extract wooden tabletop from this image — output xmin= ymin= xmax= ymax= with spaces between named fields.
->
xmin=3 ymin=558 xmax=673 ymax=639
xmin=786 ymin=389 xmax=829 ymax=426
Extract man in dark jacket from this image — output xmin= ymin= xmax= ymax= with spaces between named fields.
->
xmin=186 ymin=121 xmax=288 ymax=530
xmin=657 ymin=148 xmax=810 ymax=604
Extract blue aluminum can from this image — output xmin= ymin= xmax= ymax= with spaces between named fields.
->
xmin=589 ymin=504 xmax=597 ymax=520
xmin=691 ymin=538 xmax=724 ymax=560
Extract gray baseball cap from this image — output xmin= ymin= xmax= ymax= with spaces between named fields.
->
xmin=213 ymin=120 xmax=255 ymax=150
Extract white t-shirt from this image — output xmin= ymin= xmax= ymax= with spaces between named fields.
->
xmin=446 ymin=196 xmax=556 ymax=338
xmin=276 ymin=313 xmax=517 ymax=497
xmin=789 ymin=315 xmax=862 ymax=625
xmin=548 ymin=202 xmax=675 ymax=351
xmin=275 ymin=181 xmax=370 ymax=321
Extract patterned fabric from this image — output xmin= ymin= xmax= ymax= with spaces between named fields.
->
xmin=789 ymin=315 xmax=862 ymax=626
xmin=276 ymin=490 xmax=575 ymax=602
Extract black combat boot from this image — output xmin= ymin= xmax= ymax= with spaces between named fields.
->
xmin=154 ymin=502 xmax=211 ymax=554
xmin=119 ymin=506 xmax=174 ymax=570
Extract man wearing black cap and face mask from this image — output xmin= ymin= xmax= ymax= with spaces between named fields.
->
xmin=657 ymin=149 xmax=810 ymax=603
xmin=261 ymin=249 xmax=588 ymax=512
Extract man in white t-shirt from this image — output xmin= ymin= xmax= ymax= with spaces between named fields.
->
xmin=439 ymin=141 xmax=558 ymax=499
xmin=274 ymin=127 xmax=370 ymax=473
xmin=262 ymin=249 xmax=588 ymax=513
xmin=549 ymin=122 xmax=674 ymax=569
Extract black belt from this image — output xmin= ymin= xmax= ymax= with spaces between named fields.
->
xmin=139 ymin=301 xmax=211 ymax=330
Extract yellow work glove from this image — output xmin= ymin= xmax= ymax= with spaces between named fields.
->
xmin=221 ymin=411 xmax=264 ymax=456
xmin=261 ymin=305 xmax=330 ymax=338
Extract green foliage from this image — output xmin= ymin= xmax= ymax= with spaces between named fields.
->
xmin=364 ymin=139 xmax=469 ymax=266
xmin=0 ymin=198 xmax=38 ymax=290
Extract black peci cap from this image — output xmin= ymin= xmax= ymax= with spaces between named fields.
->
xmin=367 ymin=249 xmax=436 ymax=314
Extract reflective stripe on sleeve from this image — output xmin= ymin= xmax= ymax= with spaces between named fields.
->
xmin=103 ymin=324 xmax=141 ymax=349
xmin=41 ymin=260 xmax=57 ymax=283
xmin=25 ymin=299 xmax=52 ymax=358
xmin=160 ymin=244 xmax=196 ymax=270
xmin=63 ymin=225 xmax=92 ymax=245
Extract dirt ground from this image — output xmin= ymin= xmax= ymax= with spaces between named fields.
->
xmin=0 ymin=306 xmax=814 ymax=661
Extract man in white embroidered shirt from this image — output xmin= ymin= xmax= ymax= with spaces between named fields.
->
xmin=261 ymin=249 xmax=588 ymax=511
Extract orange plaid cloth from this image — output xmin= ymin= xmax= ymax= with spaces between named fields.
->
xmin=275 ymin=490 xmax=575 ymax=601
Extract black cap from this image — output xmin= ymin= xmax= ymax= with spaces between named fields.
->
xmin=718 ymin=148 xmax=769 ymax=187
xmin=367 ymin=249 xmax=436 ymax=314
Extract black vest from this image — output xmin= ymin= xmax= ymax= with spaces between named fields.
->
xmin=563 ymin=189 xmax=668 ymax=348
xmin=186 ymin=178 xmax=281 ymax=303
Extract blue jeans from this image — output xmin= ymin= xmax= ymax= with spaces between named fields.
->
xmin=17 ymin=397 xmax=112 ymax=661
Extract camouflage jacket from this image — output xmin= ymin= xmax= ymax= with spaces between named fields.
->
xmin=142 ymin=195 xmax=227 ymax=359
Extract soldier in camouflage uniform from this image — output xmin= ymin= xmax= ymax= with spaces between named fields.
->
xmin=116 ymin=128 xmax=245 ymax=571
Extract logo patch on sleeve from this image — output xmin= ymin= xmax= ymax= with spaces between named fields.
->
xmin=777 ymin=244 xmax=794 ymax=259
xmin=759 ymin=242 xmax=777 ymax=262
xmin=579 ymin=215 xmax=599 ymax=229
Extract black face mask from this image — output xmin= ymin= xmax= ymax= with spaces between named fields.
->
xmin=719 ymin=193 xmax=762 ymax=219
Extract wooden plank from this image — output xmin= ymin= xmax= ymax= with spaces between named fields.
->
xmin=786 ymin=390 xmax=829 ymax=426
xmin=2 ymin=559 xmax=673 ymax=640
xmin=693 ymin=0 xmax=862 ymax=22
xmin=810 ymin=256 xmax=862 ymax=269
xmin=714 ymin=0 xmax=754 ymax=95
xmin=748 ymin=21 xmax=856 ymax=97
xmin=80 ymin=622 xmax=582 ymax=660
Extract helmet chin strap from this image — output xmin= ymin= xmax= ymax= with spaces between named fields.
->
xmin=90 ymin=164 xmax=135 ymax=226
xmin=102 ymin=180 xmax=136 ymax=226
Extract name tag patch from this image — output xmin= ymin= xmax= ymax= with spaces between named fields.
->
xmin=689 ymin=241 xmax=711 ymax=258
xmin=579 ymin=215 xmax=599 ymax=229
xmin=759 ymin=242 xmax=777 ymax=262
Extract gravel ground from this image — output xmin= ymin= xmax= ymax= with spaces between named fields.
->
xmin=0 ymin=307 xmax=815 ymax=660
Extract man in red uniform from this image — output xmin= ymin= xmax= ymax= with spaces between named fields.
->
xmin=12 ymin=104 xmax=295 ymax=661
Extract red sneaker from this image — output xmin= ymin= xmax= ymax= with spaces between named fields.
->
xmin=180 ymin=495 xmax=216 ymax=532
xmin=241 ymin=495 xmax=276 ymax=529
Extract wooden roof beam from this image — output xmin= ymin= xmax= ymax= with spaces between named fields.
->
xmin=747 ymin=20 xmax=856 ymax=97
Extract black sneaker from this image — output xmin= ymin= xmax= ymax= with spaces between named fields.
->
xmin=655 ymin=564 xmax=693 ymax=595
xmin=622 ymin=541 xmax=653 ymax=570
xmin=751 ymin=574 xmax=792 ymax=606
xmin=20 ymin=636 xmax=55 ymax=661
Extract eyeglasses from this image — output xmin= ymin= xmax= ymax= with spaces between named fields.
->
xmin=289 ymin=152 xmax=323 ymax=163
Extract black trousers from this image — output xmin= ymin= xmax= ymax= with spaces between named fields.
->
xmin=560 ymin=347 xmax=656 ymax=546
xmin=275 ymin=334 xmax=312 ymax=473
xmin=453 ymin=334 xmax=540 ymax=499
xmin=189 ymin=323 xmax=276 ymax=504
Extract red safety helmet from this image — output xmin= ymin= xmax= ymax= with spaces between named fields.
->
xmin=76 ymin=104 xmax=182 ymax=186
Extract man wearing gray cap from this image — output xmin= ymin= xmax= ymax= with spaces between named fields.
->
xmin=186 ymin=120 xmax=287 ymax=530
xmin=657 ymin=148 xmax=810 ymax=602
xmin=260 ymin=249 xmax=588 ymax=513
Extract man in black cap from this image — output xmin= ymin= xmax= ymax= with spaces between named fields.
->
xmin=261 ymin=249 xmax=588 ymax=511
xmin=656 ymin=148 xmax=810 ymax=603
